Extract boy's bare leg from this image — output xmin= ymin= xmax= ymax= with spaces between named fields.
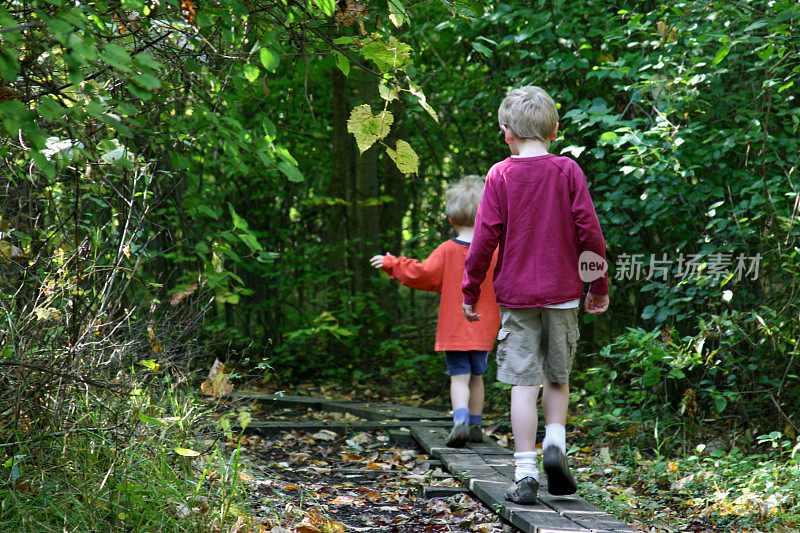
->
xmin=510 ymin=385 xmax=540 ymax=451
xmin=450 ymin=374 xmax=471 ymax=413
xmin=511 ymin=384 xmax=541 ymax=483
xmin=467 ymin=374 xmax=484 ymax=416
xmin=542 ymin=381 xmax=569 ymax=427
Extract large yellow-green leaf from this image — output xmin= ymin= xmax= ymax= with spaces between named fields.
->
xmin=346 ymin=105 xmax=393 ymax=153
xmin=360 ymin=34 xmax=412 ymax=72
xmin=386 ymin=140 xmax=419 ymax=174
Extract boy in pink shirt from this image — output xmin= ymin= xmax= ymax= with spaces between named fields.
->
xmin=370 ymin=175 xmax=500 ymax=447
xmin=462 ymin=86 xmax=609 ymax=504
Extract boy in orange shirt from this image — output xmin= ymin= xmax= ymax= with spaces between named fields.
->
xmin=369 ymin=175 xmax=500 ymax=447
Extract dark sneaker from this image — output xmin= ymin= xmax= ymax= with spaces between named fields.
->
xmin=543 ymin=445 xmax=577 ymax=495
xmin=468 ymin=425 xmax=484 ymax=443
xmin=446 ymin=423 xmax=469 ymax=448
xmin=505 ymin=476 xmax=539 ymax=504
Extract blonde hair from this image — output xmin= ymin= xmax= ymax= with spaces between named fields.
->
xmin=497 ymin=86 xmax=559 ymax=141
xmin=445 ymin=175 xmax=484 ymax=227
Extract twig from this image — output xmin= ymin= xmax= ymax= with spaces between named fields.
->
xmin=769 ymin=393 xmax=799 ymax=435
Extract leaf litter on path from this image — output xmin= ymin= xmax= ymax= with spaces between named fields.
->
xmin=232 ymin=427 xmax=514 ymax=532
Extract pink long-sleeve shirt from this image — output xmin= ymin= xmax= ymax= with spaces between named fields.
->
xmin=462 ymin=154 xmax=609 ymax=308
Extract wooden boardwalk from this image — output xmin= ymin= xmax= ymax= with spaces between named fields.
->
xmin=235 ymin=392 xmax=636 ymax=533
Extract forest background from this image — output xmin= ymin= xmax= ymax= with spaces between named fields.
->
xmin=1 ymin=0 xmax=799 ymax=531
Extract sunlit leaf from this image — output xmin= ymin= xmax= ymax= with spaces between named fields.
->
xmin=174 ymin=447 xmax=201 ymax=457
xmin=386 ymin=140 xmax=418 ymax=174
xmin=346 ymin=104 xmax=393 ymax=153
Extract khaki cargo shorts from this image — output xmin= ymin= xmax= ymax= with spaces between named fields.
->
xmin=495 ymin=306 xmax=580 ymax=386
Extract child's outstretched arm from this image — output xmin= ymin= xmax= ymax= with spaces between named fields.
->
xmin=369 ymin=246 xmax=446 ymax=293
xmin=369 ymin=254 xmax=387 ymax=268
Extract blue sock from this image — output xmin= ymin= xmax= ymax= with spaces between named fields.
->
xmin=453 ymin=407 xmax=469 ymax=425
xmin=469 ymin=414 xmax=482 ymax=427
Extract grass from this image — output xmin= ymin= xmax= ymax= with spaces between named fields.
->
xmin=0 ymin=375 xmax=251 ymax=532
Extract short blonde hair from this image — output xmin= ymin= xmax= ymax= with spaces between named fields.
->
xmin=498 ymin=86 xmax=559 ymax=141
xmin=445 ymin=175 xmax=484 ymax=227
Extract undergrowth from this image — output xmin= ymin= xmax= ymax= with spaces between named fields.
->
xmin=0 ymin=374 xmax=251 ymax=532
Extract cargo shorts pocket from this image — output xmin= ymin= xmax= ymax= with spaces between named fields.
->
xmin=566 ymin=328 xmax=580 ymax=357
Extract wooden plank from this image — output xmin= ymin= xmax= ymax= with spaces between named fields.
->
xmin=244 ymin=419 xmax=450 ymax=434
xmin=537 ymin=493 xmax=601 ymax=514
xmin=467 ymin=442 xmax=514 ymax=455
xmin=387 ymin=429 xmax=416 ymax=447
xmin=421 ymin=485 xmax=471 ymax=498
xmin=233 ymin=392 xmax=450 ymax=421
xmin=410 ymin=426 xmax=449 ymax=455
xmin=468 ymin=478 xmax=588 ymax=533
xmin=562 ymin=511 xmax=637 ymax=532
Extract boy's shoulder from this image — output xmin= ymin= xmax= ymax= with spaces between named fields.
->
xmin=487 ymin=154 xmax=583 ymax=183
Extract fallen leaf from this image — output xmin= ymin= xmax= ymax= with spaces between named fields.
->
xmin=200 ymin=358 xmax=234 ymax=397
xmin=312 ymin=430 xmax=339 ymax=441
xmin=170 ymin=282 xmax=198 ymax=306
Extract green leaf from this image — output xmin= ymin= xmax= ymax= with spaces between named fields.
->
xmin=713 ymin=42 xmax=732 ymax=65
xmin=31 ymin=151 xmax=55 ymax=178
xmin=135 ymin=53 xmax=162 ymax=70
xmin=238 ymin=232 xmax=262 ymax=253
xmin=121 ymin=0 xmax=143 ymax=10
xmin=100 ymin=43 xmax=132 ymax=71
xmin=243 ymin=64 xmax=260 ymax=82
xmin=360 ymin=34 xmax=412 ymax=72
xmin=133 ymin=71 xmax=161 ymax=90
xmin=36 ymin=98 xmax=64 ymax=122
xmin=379 ymin=82 xmax=398 ymax=102
xmin=386 ymin=140 xmax=419 ymax=174
xmin=228 ymin=203 xmax=248 ymax=229
xmin=278 ymin=161 xmax=304 ymax=182
xmin=139 ymin=359 xmax=160 ymax=371
xmin=238 ymin=411 xmax=252 ymax=430
xmin=387 ymin=0 xmax=408 ymax=28
xmin=346 ymin=104 xmax=394 ymax=153
xmin=0 ymin=49 xmax=19 ymax=81
xmin=408 ymin=81 xmax=438 ymax=123
xmin=174 ymin=447 xmax=201 ymax=457
xmin=312 ymin=0 xmax=335 ymax=16
xmin=333 ymin=51 xmax=350 ymax=76
xmin=259 ymin=48 xmax=279 ymax=70
xmin=714 ymin=396 xmax=727 ymax=414
xmin=462 ymin=0 xmax=484 ymax=16
xmin=472 ymin=41 xmax=493 ymax=57
xmin=138 ymin=412 xmax=163 ymax=425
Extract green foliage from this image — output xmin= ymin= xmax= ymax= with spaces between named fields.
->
xmin=0 ymin=377 xmax=248 ymax=532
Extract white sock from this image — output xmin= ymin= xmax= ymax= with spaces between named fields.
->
xmin=542 ymin=423 xmax=566 ymax=454
xmin=513 ymin=451 xmax=539 ymax=482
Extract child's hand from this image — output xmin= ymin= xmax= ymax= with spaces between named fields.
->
xmin=584 ymin=293 xmax=609 ymax=315
xmin=369 ymin=254 xmax=388 ymax=268
xmin=462 ymin=303 xmax=482 ymax=322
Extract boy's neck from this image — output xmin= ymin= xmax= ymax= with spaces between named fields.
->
xmin=511 ymin=138 xmax=551 ymax=157
xmin=453 ymin=225 xmax=474 ymax=243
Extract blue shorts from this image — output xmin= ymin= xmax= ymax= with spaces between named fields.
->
xmin=445 ymin=350 xmax=490 ymax=376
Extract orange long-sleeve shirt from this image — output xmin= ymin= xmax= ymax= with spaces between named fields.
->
xmin=381 ymin=238 xmax=500 ymax=351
